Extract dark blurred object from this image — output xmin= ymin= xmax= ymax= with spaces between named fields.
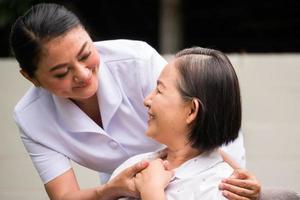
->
xmin=183 ymin=0 xmax=300 ymax=53
xmin=0 ymin=0 xmax=36 ymax=57
xmin=1 ymin=0 xmax=159 ymax=57
xmin=1 ymin=0 xmax=300 ymax=57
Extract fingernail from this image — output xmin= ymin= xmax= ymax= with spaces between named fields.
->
xmin=222 ymin=191 xmax=228 ymax=197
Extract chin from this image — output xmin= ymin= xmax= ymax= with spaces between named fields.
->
xmin=83 ymin=88 xmax=98 ymax=99
xmin=78 ymin=80 xmax=98 ymax=98
xmin=73 ymin=88 xmax=97 ymax=100
xmin=145 ymin=130 xmax=158 ymax=140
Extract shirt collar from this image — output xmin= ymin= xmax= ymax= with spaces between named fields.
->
xmin=172 ymin=150 xmax=223 ymax=180
xmin=97 ymin=57 xmax=122 ymax=130
xmin=52 ymin=94 xmax=104 ymax=133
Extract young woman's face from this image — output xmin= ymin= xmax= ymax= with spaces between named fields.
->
xmin=144 ymin=60 xmax=191 ymax=147
xmin=33 ymin=26 xmax=100 ymax=101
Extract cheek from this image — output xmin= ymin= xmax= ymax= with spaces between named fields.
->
xmin=88 ymin=50 xmax=100 ymax=69
xmin=44 ymin=78 xmax=72 ymax=92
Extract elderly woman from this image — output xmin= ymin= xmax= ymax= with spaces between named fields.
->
xmin=110 ymin=47 xmax=259 ymax=200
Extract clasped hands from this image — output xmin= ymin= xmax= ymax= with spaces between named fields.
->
xmin=109 ymin=159 xmax=260 ymax=200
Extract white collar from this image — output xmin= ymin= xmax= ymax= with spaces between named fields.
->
xmin=52 ymin=94 xmax=103 ymax=133
xmin=97 ymin=58 xmax=122 ymax=130
xmin=173 ymin=150 xmax=223 ymax=180
xmin=148 ymin=149 xmax=223 ymax=180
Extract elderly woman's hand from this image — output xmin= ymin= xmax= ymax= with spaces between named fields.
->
xmin=219 ymin=168 xmax=261 ymax=200
xmin=134 ymin=159 xmax=174 ymax=199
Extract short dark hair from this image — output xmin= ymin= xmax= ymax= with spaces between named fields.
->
xmin=175 ymin=47 xmax=241 ymax=153
xmin=9 ymin=3 xmax=81 ymax=78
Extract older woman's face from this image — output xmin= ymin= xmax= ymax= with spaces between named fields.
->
xmin=32 ymin=26 xmax=100 ymax=101
xmin=144 ymin=60 xmax=191 ymax=147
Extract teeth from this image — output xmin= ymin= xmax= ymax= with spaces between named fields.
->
xmin=148 ymin=113 xmax=154 ymax=119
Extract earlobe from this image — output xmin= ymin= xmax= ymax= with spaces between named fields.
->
xmin=186 ymin=98 xmax=200 ymax=124
xmin=20 ymin=69 xmax=40 ymax=87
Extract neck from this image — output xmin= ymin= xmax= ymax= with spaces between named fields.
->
xmin=165 ymin=144 xmax=201 ymax=169
xmin=71 ymin=94 xmax=102 ymax=127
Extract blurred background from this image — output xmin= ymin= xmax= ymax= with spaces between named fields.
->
xmin=1 ymin=0 xmax=300 ymax=199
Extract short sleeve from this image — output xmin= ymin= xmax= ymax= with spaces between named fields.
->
xmin=19 ymin=127 xmax=71 ymax=184
xmin=110 ymin=152 xmax=153 ymax=181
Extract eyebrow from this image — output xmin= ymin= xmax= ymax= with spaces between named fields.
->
xmin=49 ymin=42 xmax=88 ymax=72
xmin=76 ymin=41 xmax=88 ymax=58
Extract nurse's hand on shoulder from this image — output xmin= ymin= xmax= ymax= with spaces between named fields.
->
xmin=219 ymin=168 xmax=261 ymax=200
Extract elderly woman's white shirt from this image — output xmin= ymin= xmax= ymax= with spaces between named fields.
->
xmin=111 ymin=150 xmax=232 ymax=200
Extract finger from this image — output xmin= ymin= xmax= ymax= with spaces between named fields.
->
xmin=162 ymin=160 xmax=171 ymax=170
xmin=222 ymin=190 xmax=250 ymax=200
xmin=135 ymin=172 xmax=141 ymax=179
xmin=129 ymin=160 xmax=149 ymax=177
xmin=219 ymin=181 xmax=257 ymax=198
xmin=230 ymin=169 xmax=250 ymax=179
xmin=222 ymin=178 xmax=259 ymax=191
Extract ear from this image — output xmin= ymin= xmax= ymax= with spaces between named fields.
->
xmin=186 ymin=98 xmax=200 ymax=124
xmin=20 ymin=69 xmax=41 ymax=87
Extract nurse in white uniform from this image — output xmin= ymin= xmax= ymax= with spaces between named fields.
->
xmin=9 ymin=3 xmax=260 ymax=200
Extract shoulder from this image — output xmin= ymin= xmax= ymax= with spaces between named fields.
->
xmin=212 ymin=161 xmax=234 ymax=179
xmin=110 ymin=151 xmax=157 ymax=180
xmin=14 ymin=87 xmax=49 ymax=113
xmin=94 ymin=39 xmax=157 ymax=61
xmin=13 ymin=87 xmax=53 ymax=130
xmin=205 ymin=152 xmax=234 ymax=180
xmin=192 ymin=160 xmax=233 ymax=199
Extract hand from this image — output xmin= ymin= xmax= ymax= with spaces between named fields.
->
xmin=106 ymin=160 xmax=149 ymax=199
xmin=219 ymin=168 xmax=261 ymax=200
xmin=134 ymin=159 xmax=174 ymax=195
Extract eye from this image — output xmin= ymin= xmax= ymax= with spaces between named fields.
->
xmin=53 ymin=68 xmax=69 ymax=78
xmin=156 ymin=86 xmax=162 ymax=94
xmin=79 ymin=51 xmax=91 ymax=61
xmin=54 ymin=72 xmax=68 ymax=78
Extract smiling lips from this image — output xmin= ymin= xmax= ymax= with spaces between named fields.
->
xmin=148 ymin=112 xmax=155 ymax=122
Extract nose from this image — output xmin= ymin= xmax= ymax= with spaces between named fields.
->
xmin=73 ymin=63 xmax=91 ymax=83
xmin=143 ymin=90 xmax=155 ymax=108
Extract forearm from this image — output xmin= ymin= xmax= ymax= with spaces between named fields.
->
xmin=47 ymin=183 xmax=120 ymax=200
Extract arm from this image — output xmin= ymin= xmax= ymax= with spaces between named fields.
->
xmin=45 ymin=169 xmax=105 ymax=200
xmin=219 ymin=149 xmax=261 ymax=200
xmin=45 ymin=161 xmax=150 ymax=200
xmin=134 ymin=159 xmax=173 ymax=200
